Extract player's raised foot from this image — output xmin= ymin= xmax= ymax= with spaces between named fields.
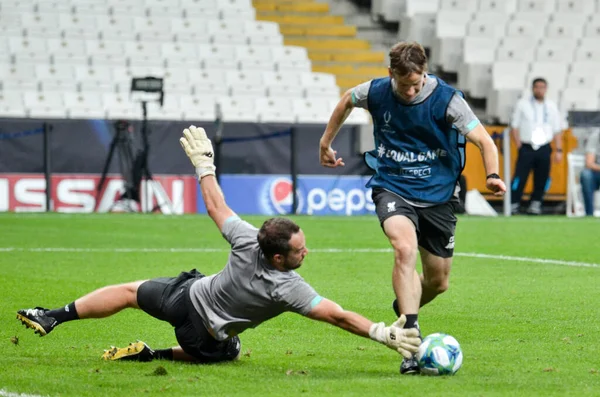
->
xmin=16 ymin=307 xmax=57 ymax=336
xmin=102 ymin=341 xmax=155 ymax=362
xmin=400 ymin=356 xmax=420 ymax=375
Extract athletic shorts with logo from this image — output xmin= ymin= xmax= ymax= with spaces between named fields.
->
xmin=372 ymin=188 xmax=458 ymax=258
xmin=137 ymin=269 xmax=241 ymax=363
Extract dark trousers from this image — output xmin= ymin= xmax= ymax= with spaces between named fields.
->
xmin=511 ymin=143 xmax=552 ymax=204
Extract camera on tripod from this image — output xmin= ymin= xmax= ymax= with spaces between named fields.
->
xmin=96 ymin=76 xmax=175 ymax=214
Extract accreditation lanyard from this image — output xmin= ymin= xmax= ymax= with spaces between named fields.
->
xmin=531 ymin=97 xmax=548 ymax=126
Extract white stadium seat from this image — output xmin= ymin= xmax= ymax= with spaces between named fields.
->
xmin=458 ymin=36 xmax=499 ymax=98
xmin=217 ymin=96 xmax=258 ymax=122
xmin=555 ymin=0 xmax=595 ymax=14
xmin=255 ymin=97 xmax=296 ymax=123
xmin=535 ymin=39 xmax=577 ymax=62
xmin=487 ymin=61 xmax=529 ymax=123
xmin=496 ymin=38 xmax=537 ymax=62
xmin=560 ymin=88 xmax=600 ymax=111
xmin=575 ymin=38 xmax=600 ymax=62
xmin=198 ymin=44 xmax=238 ymax=70
xmin=431 ymin=11 xmax=474 ymax=73
xmin=0 ymin=90 xmax=26 ymax=117
xmin=398 ymin=0 xmax=439 ymax=48
xmin=35 ymin=64 xmax=78 ymax=92
xmin=567 ymin=62 xmax=600 ymax=90
xmin=516 ymin=0 xmax=555 ymax=13
xmin=180 ymin=96 xmax=218 ymax=121
xmin=24 ymin=91 xmax=66 ymax=118
xmin=234 ymin=45 xmax=275 ymax=72
xmin=63 ymin=92 xmax=106 ymax=119
xmin=292 ymin=98 xmax=333 ymax=123
xmin=226 ymin=70 xmax=267 ymax=97
xmin=478 ymin=0 xmax=517 ymax=14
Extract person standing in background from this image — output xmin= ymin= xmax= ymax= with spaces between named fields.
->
xmin=509 ymin=78 xmax=563 ymax=215
xmin=580 ymin=129 xmax=600 ymax=216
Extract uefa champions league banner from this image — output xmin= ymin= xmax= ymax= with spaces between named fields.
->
xmin=197 ymin=174 xmax=376 ymax=216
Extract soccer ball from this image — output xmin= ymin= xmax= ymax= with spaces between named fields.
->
xmin=416 ymin=333 xmax=463 ymax=376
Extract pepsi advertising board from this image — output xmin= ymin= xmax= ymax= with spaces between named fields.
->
xmin=197 ymin=175 xmax=376 ymax=216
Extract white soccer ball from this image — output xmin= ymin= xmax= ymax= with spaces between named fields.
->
xmin=416 ymin=333 xmax=463 ymax=376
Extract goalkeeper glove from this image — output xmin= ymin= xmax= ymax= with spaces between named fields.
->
xmin=179 ymin=125 xmax=216 ymax=180
xmin=369 ymin=315 xmax=421 ymax=359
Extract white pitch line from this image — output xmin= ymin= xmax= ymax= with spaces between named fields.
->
xmin=0 ymin=247 xmax=599 ymax=268
xmin=0 ymin=390 xmax=47 ymax=397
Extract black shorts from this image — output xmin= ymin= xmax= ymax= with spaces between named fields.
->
xmin=137 ymin=269 xmax=241 ymax=363
xmin=372 ymin=188 xmax=458 ymax=258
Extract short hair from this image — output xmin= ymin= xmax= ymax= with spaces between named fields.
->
xmin=389 ymin=41 xmax=428 ymax=78
xmin=257 ymin=218 xmax=300 ymax=260
xmin=532 ymin=77 xmax=547 ymax=87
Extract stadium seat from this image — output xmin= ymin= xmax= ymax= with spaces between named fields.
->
xmin=86 ymin=40 xmax=126 ymax=67
xmin=58 ymin=14 xmax=98 ymax=32
xmin=219 ymin=7 xmax=256 ymax=21
xmin=398 ymin=0 xmax=439 ymax=48
xmin=545 ymin=19 xmax=584 ymax=40
xmin=146 ymin=4 xmax=185 ymax=18
xmin=0 ymin=90 xmax=26 ymax=117
xmin=96 ymin=16 xmax=137 ymax=41
xmin=467 ymin=14 xmax=508 ymax=38
xmin=271 ymin=46 xmax=311 ymax=72
xmin=71 ymin=2 xmax=110 ymax=16
xmin=217 ymin=96 xmax=258 ymax=122
xmin=188 ymin=69 xmax=229 ymax=97
xmin=255 ymin=97 xmax=295 ymax=123
xmin=180 ymin=95 xmax=217 ymax=121
xmin=567 ymin=62 xmax=600 ymax=90
xmin=378 ymin=0 xmax=404 ymax=23
xmin=560 ymin=88 xmax=600 ymax=111
xmin=243 ymin=21 xmax=282 ymax=46
xmin=182 ymin=4 xmax=220 ymax=20
xmin=125 ymin=42 xmax=165 ymax=69
xmin=516 ymin=0 xmax=555 ymax=13
xmin=23 ymin=91 xmax=66 ymax=118
xmin=146 ymin=100 xmax=185 ymax=120
xmin=47 ymin=39 xmax=88 ymax=64
xmin=197 ymin=44 xmax=238 ymax=70
xmin=505 ymin=18 xmax=546 ymax=40
xmin=0 ymin=62 xmax=38 ymax=91
xmin=74 ymin=65 xmax=116 ymax=93
xmin=226 ymin=70 xmax=266 ymax=97
xmin=487 ymin=61 xmax=529 ymax=123
xmin=107 ymin=3 xmax=147 ymax=18
xmin=8 ymin=37 xmax=49 ymax=63
xmin=35 ymin=64 xmax=78 ymax=92
xmin=458 ymin=36 xmax=498 ymax=98
xmin=583 ymin=19 xmax=600 ymax=37
xmin=262 ymin=71 xmax=304 ymax=99
xmin=63 ymin=92 xmax=106 ymax=119
xmin=234 ymin=45 xmax=275 ymax=72
xmin=102 ymin=92 xmax=142 ymax=120
xmin=431 ymin=10 xmax=474 ymax=73
xmin=575 ymin=38 xmax=600 ymax=62
xmin=170 ymin=18 xmax=210 ymax=43
xmin=555 ymin=0 xmax=596 ymax=14
xmin=496 ymin=38 xmax=537 ymax=62
xmin=535 ymin=39 xmax=577 ymax=62
xmin=161 ymin=42 xmax=199 ymax=69
xmin=292 ymin=98 xmax=332 ymax=123
xmin=35 ymin=1 xmax=73 ymax=14
xmin=478 ymin=0 xmax=517 ymax=14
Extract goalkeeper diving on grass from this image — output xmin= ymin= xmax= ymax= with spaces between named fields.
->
xmin=16 ymin=126 xmax=421 ymax=364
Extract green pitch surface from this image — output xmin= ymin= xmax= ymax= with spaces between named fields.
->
xmin=1 ymin=214 xmax=599 ymax=397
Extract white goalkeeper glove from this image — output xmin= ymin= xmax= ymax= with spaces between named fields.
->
xmin=179 ymin=125 xmax=216 ymax=180
xmin=369 ymin=315 xmax=421 ymax=359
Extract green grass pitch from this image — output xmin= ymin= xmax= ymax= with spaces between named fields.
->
xmin=1 ymin=213 xmax=599 ymax=396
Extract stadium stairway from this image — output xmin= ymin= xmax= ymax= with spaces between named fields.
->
xmin=253 ymin=0 xmax=389 ymax=94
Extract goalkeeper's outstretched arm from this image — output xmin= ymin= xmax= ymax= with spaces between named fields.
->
xmin=179 ymin=125 xmax=236 ymax=231
xmin=306 ymin=298 xmax=420 ymax=358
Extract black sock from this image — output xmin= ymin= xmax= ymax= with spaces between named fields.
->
xmin=392 ymin=299 xmax=400 ymax=317
xmin=46 ymin=302 xmax=79 ymax=324
xmin=404 ymin=314 xmax=419 ymax=330
xmin=154 ymin=348 xmax=173 ymax=361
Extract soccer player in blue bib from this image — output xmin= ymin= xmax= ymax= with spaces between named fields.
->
xmin=319 ymin=42 xmax=506 ymax=374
